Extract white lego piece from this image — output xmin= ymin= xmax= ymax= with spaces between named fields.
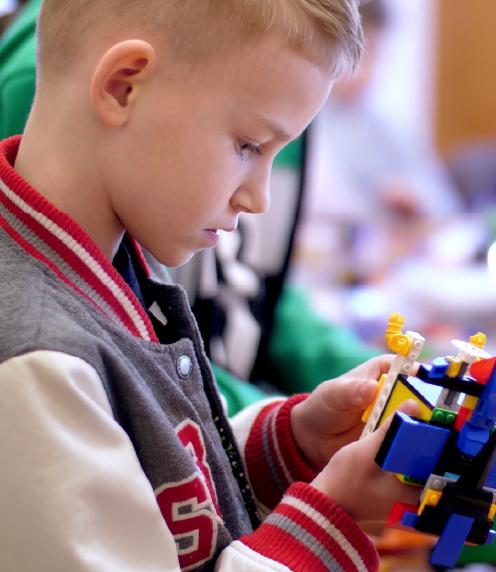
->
xmin=360 ymin=329 xmax=425 ymax=438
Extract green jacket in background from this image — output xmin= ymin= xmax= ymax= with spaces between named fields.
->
xmin=0 ymin=0 xmax=40 ymax=139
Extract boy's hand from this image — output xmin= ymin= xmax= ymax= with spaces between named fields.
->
xmin=291 ymin=355 xmax=397 ymax=469
xmin=311 ymin=407 xmax=420 ymax=536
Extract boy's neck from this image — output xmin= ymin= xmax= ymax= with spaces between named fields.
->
xmin=14 ymin=106 xmax=125 ymax=261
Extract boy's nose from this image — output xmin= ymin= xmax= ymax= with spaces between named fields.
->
xmin=233 ymin=171 xmax=271 ymax=215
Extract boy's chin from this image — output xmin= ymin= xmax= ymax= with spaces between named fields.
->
xmin=154 ymin=248 xmax=201 ymax=269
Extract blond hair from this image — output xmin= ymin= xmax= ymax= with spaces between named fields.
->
xmin=37 ymin=0 xmax=363 ymax=78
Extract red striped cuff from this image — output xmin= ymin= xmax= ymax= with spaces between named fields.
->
xmin=241 ymin=482 xmax=379 ymax=572
xmin=245 ymin=394 xmax=318 ymax=509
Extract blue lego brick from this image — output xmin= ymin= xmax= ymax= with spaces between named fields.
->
xmin=401 ymin=512 xmax=419 ymax=528
xmin=430 ymin=357 xmax=450 ymax=378
xmin=485 ymin=454 xmax=496 ymax=489
xmin=457 ymin=424 xmax=490 ymax=457
xmin=430 ymin=513 xmax=474 ymax=568
xmin=376 ymin=412 xmax=451 ymax=480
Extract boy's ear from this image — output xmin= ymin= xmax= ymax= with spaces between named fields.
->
xmin=90 ymin=40 xmax=157 ymax=127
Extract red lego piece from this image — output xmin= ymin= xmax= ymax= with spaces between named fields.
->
xmin=455 ymin=406 xmax=473 ymax=432
xmin=387 ymin=501 xmax=419 ymax=528
xmin=470 ymin=357 xmax=496 ymax=385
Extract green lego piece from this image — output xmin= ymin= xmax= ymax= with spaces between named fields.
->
xmin=431 ymin=407 xmax=457 ymax=426
xmin=402 ymin=475 xmax=425 ymax=486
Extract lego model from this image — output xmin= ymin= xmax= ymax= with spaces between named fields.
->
xmin=363 ymin=312 xmax=496 ymax=568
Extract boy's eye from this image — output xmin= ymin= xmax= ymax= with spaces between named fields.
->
xmin=239 ymin=141 xmax=263 ymax=157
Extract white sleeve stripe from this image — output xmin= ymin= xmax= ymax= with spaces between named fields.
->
xmin=282 ymin=495 xmax=367 ymax=572
xmin=269 ymin=405 xmax=295 ymax=484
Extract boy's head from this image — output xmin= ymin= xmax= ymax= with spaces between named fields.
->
xmin=37 ymin=0 xmax=363 ymax=78
xmin=24 ymin=1 xmax=364 ymax=266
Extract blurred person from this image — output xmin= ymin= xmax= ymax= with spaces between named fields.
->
xmin=293 ymin=0 xmax=462 ymax=293
xmin=445 ymin=141 xmax=496 ymax=269
xmin=447 ymin=141 xmax=496 ymax=212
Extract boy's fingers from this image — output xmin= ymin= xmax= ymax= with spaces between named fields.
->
xmin=321 ymin=359 xmax=423 ymax=415
xmin=356 ymin=380 xmax=379 ymax=407
xmin=397 ymin=398 xmax=421 ymax=418
xmin=360 ymin=413 xmax=394 ymax=457
xmin=366 ymin=400 xmax=419 ymax=455
xmin=368 ymin=354 xmax=395 ymax=376
xmin=323 ymin=378 xmax=378 ymax=411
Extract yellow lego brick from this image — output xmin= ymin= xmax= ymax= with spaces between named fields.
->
xmin=385 ymin=312 xmax=405 ymax=342
xmin=470 ymin=332 xmax=487 ymax=349
xmin=389 ymin=334 xmax=413 ymax=356
xmin=385 ymin=313 xmax=413 ymax=356
xmin=489 ymin=503 xmax=496 ymax=521
xmin=446 ymin=356 xmax=462 ymax=377
xmin=381 ymin=377 xmax=433 ymax=423
xmin=362 ymin=373 xmax=387 ymax=423
xmin=418 ymin=489 xmax=442 ymax=515
xmin=461 ymin=394 xmax=478 ymax=410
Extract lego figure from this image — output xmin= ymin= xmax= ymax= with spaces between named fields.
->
xmin=367 ymin=313 xmax=496 ymax=568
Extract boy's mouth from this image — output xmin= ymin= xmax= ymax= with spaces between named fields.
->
xmin=202 ymin=229 xmax=221 ymax=247
xmin=205 ymin=226 xmax=237 ymax=234
xmin=202 ymin=226 xmax=237 ymax=247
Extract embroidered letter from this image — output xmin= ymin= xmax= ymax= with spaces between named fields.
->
xmin=155 ymin=421 xmax=221 ymax=570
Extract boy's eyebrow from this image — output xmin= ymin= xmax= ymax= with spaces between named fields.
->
xmin=255 ymin=115 xmax=292 ymax=142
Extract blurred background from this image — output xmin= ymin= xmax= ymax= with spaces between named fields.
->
xmin=288 ymin=0 xmax=496 ymax=359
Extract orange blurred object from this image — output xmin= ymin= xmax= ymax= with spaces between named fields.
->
xmin=376 ymin=528 xmax=436 ymax=554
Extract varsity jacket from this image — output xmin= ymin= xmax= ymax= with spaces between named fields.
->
xmin=0 ymin=136 xmax=378 ymax=571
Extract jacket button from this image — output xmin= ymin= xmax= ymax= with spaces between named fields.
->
xmin=177 ymin=355 xmax=193 ymax=379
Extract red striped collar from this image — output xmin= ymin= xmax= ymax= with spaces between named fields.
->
xmin=0 ymin=136 xmax=158 ymax=343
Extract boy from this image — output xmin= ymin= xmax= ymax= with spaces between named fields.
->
xmin=0 ymin=0 xmax=381 ymax=418
xmin=0 ymin=1 xmax=419 ymax=570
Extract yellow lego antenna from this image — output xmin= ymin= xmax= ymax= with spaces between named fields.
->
xmin=361 ymin=312 xmax=425 ymax=437
xmin=470 ymin=332 xmax=487 ymax=350
xmin=385 ymin=312 xmax=413 ymax=356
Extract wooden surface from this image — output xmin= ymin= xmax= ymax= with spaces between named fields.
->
xmin=434 ymin=0 xmax=496 ymax=155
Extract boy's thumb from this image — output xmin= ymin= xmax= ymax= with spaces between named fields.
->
xmin=369 ymin=412 xmax=394 ymax=448
xmin=365 ymin=399 xmax=419 ymax=455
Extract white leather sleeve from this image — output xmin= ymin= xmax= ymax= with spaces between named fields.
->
xmin=0 ymin=351 xmax=180 ymax=571
xmin=230 ymin=398 xmax=282 ymax=458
